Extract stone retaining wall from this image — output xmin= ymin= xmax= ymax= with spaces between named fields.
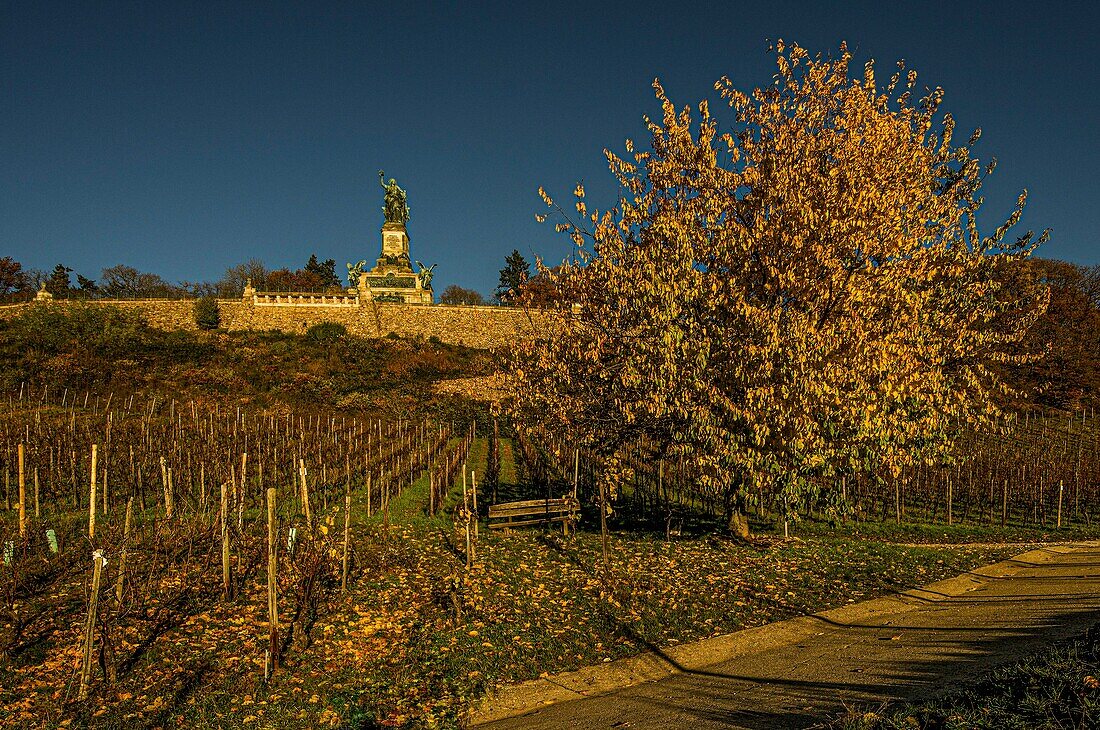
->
xmin=0 ymin=299 xmax=554 ymax=350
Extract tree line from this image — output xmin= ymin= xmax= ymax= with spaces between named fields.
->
xmin=1 ymin=255 xmax=345 ymax=301
xmin=438 ymin=248 xmax=558 ymax=306
xmin=1 ymin=249 xmax=559 ymax=308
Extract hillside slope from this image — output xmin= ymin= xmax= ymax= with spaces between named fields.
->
xmin=0 ymin=303 xmax=496 ymax=420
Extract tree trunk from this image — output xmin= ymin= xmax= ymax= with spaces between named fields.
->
xmin=726 ymin=487 xmax=751 ymax=540
xmin=727 ymin=509 xmax=751 ymax=541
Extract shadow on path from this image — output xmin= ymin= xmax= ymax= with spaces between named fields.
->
xmin=477 ymin=546 xmax=1100 ymax=729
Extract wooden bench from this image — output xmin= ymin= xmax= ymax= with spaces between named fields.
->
xmin=488 ymin=497 xmax=580 ymax=534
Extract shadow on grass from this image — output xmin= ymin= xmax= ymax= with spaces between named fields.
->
xmin=480 ymin=547 xmax=1100 ymax=730
xmin=140 ymin=659 xmax=215 ymax=730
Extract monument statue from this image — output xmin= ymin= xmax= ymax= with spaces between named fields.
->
xmin=415 ymin=261 xmax=437 ymax=290
xmin=360 ymin=170 xmax=433 ymax=303
xmin=347 ymin=260 xmax=367 ymax=286
xmin=379 ymin=170 xmax=410 ymax=225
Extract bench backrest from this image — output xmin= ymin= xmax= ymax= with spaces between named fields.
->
xmin=488 ymin=498 xmax=577 ymax=519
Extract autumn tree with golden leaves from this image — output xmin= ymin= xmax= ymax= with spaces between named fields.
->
xmin=510 ymin=42 xmax=1048 ymax=537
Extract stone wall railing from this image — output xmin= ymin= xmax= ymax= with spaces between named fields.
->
xmin=251 ymin=292 xmax=360 ymax=307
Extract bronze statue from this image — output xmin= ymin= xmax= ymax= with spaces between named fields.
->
xmin=415 ymin=261 xmax=437 ymax=290
xmin=379 ymin=170 xmax=410 ymax=225
xmin=346 ymin=260 xmax=367 ymax=286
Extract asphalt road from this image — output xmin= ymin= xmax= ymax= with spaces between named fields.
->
xmin=475 ymin=543 xmax=1100 ymax=729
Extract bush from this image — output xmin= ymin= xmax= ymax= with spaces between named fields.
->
xmin=0 ymin=302 xmax=212 ymax=390
xmin=306 ymin=321 xmax=347 ymax=342
xmin=193 ymin=296 xmax=220 ymax=330
xmin=5 ymin=303 xmax=150 ymax=357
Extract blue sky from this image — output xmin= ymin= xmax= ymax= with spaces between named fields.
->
xmin=3 ymin=1 xmax=1097 ymax=297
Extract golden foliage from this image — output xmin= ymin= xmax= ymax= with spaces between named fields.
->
xmin=510 ymin=42 xmax=1048 ymax=514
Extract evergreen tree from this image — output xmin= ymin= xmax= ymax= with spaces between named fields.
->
xmin=46 ymin=264 xmax=73 ymax=297
xmin=76 ymin=274 xmax=99 ymax=296
xmin=495 ymin=249 xmax=530 ymax=304
xmin=305 ymin=254 xmax=340 ymax=288
xmin=193 ymin=296 xmax=221 ymax=329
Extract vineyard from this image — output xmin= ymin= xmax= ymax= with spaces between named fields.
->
xmin=0 ymin=387 xmax=477 ymax=726
xmin=524 ymin=410 xmax=1100 ymax=537
xmin=2 ymin=383 xmax=1098 ymax=728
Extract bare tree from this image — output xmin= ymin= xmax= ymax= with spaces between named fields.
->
xmin=217 ymin=259 xmax=269 ymax=296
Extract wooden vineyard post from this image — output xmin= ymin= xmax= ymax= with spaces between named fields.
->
xmin=161 ymin=457 xmax=174 ymax=520
xmin=947 ymin=478 xmax=953 ymax=526
xmin=1002 ymin=480 xmax=1008 ymax=528
xmin=115 ymin=498 xmax=133 ymax=602
xmin=238 ymin=453 xmax=247 ymax=530
xmin=102 ymin=463 xmax=108 ymax=516
xmin=574 ymin=450 xmax=580 ymax=501
xmin=471 ymin=470 xmax=479 ymax=539
xmin=658 ymin=459 xmax=665 ymax=512
xmin=299 ymin=459 xmax=312 ymax=534
xmin=385 ymin=468 xmax=393 ymax=529
xmin=159 ymin=457 xmax=168 ymax=519
xmin=988 ymin=476 xmax=995 ymax=525
xmin=221 ymin=482 xmax=231 ymax=600
xmin=89 ymin=445 xmax=98 ymax=539
xmin=79 ymin=550 xmax=107 ymax=700
xmin=598 ymin=475 xmax=610 ymax=573
xmin=382 ymin=471 xmax=390 ymax=534
xmin=894 ymin=479 xmax=901 ymax=525
xmin=266 ymin=487 xmax=279 ymax=672
xmin=17 ymin=444 xmax=25 ymax=539
xmin=1056 ymin=479 xmax=1064 ymax=529
xmin=1075 ymin=479 xmax=1080 ymax=521
xmin=366 ymin=471 xmax=372 ymax=518
xmin=341 ymin=482 xmax=351 ymax=592
xmin=462 ymin=469 xmax=472 ymax=568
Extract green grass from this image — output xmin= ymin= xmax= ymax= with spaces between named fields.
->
xmin=785 ymin=516 xmax=1100 ymax=545
xmin=498 ymin=438 xmax=517 ymax=487
xmin=830 ymin=624 xmax=1100 ymax=729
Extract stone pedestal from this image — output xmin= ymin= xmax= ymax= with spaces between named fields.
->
xmin=380 ymin=222 xmax=409 ymax=262
xmin=357 ymin=221 xmax=433 ymax=304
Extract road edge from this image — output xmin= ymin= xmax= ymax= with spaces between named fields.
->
xmin=468 ymin=542 xmax=1089 ymax=726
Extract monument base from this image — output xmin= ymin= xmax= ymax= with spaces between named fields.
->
xmin=357 ymin=221 xmax=433 ymax=304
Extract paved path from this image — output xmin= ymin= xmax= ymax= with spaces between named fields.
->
xmin=473 ymin=543 xmax=1100 ymax=729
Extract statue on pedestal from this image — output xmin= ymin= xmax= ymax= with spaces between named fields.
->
xmin=415 ymin=261 xmax=437 ymax=290
xmin=347 ymin=260 xmax=367 ymax=286
xmin=35 ymin=281 xmax=54 ymax=302
xmin=379 ymin=170 xmax=410 ymax=225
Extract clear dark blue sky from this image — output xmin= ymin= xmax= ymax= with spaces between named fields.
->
xmin=3 ymin=1 xmax=1098 ymax=297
